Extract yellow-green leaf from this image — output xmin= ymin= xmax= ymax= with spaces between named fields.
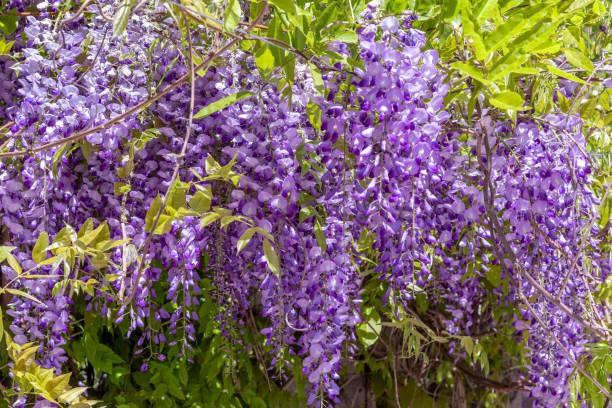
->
xmin=592 ymin=0 xmax=605 ymax=15
xmin=32 ymin=232 xmax=49 ymax=264
xmin=489 ymin=91 xmax=527 ymax=110
xmin=2 ymin=288 xmax=44 ymax=305
xmin=223 ymin=0 xmax=241 ymax=31
xmin=564 ymin=48 xmax=594 ymax=72
xmin=267 ymin=0 xmax=296 ymax=14
xmin=153 ymin=215 xmax=173 ymax=235
xmin=474 ymin=0 xmax=498 ymax=25
xmin=263 ymin=239 xmax=280 ymax=277
xmin=307 ymin=102 xmax=322 ymax=130
xmin=77 ymin=219 xmax=94 ymax=239
xmin=256 ymin=47 xmax=275 ymax=73
xmin=543 ymin=64 xmax=586 ymax=84
xmin=167 ymin=179 xmax=188 ymax=211
xmin=113 ymin=182 xmax=131 ymax=196
xmin=237 ymin=228 xmax=257 ymax=253
xmin=0 ymin=38 xmax=14 ymax=55
xmin=47 ymin=373 xmax=71 ymax=398
xmin=79 ymin=222 xmax=110 ymax=248
xmin=451 ymin=61 xmax=489 ymax=85
xmin=0 ymin=246 xmax=21 ymax=274
xmin=200 ymin=212 xmax=221 ymax=228
xmin=145 ymin=195 xmax=163 ymax=233
xmin=58 ymin=386 xmax=89 ymax=404
xmin=193 ymin=91 xmax=253 ymax=119
xmin=0 ymin=306 xmax=3 ymax=344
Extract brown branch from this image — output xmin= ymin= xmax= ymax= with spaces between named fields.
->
xmin=517 ymin=288 xmax=612 ymax=398
xmin=455 ymin=361 xmax=531 ymax=393
xmin=474 ymin=122 xmax=611 ymax=339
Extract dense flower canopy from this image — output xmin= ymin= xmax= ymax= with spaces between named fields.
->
xmin=0 ymin=0 xmax=610 ymax=407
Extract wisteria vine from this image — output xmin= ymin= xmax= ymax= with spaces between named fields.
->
xmin=0 ymin=0 xmax=610 ymax=407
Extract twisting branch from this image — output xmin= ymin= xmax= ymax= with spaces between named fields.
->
xmin=0 ymin=5 xmax=264 ymax=160
xmin=517 ymin=288 xmax=612 ymax=398
xmin=121 ymin=1 xmax=270 ymax=306
xmin=474 ymin=121 xmax=611 ymax=339
xmin=554 ymin=182 xmax=611 ymax=302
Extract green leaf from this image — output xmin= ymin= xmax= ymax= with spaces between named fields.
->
xmin=451 ymin=61 xmax=489 ymax=85
xmin=488 ymin=49 xmax=528 ymax=81
xmin=309 ymin=63 xmax=324 ymax=93
xmin=307 ymin=102 xmax=322 ymax=130
xmin=167 ymin=179 xmax=188 ymax=211
xmin=112 ymin=0 xmax=133 ymax=37
xmin=0 ymin=246 xmax=21 ymax=274
xmin=267 ymin=0 xmax=296 ymax=14
xmin=0 ymin=12 xmax=18 ymax=36
xmin=237 ymin=228 xmax=257 ymax=253
xmin=314 ymin=219 xmax=327 ymax=251
xmin=80 ymin=139 xmax=94 ymax=164
xmin=223 ymin=0 xmax=241 ymax=32
xmin=485 ymin=265 xmax=502 ymax=287
xmin=145 ymin=195 xmax=163 ymax=233
xmin=153 ymin=215 xmax=173 ymax=235
xmin=299 ymin=206 xmax=317 ymax=223
xmin=2 ymin=288 xmax=44 ymax=305
xmin=193 ymin=91 xmax=253 ymax=119
xmin=460 ymin=336 xmax=474 ymax=357
xmin=314 ymin=4 xmax=336 ymax=35
xmin=564 ymin=48 xmax=594 ymax=72
xmin=484 ymin=3 xmax=551 ymax=53
xmin=58 ymin=387 xmax=88 ymax=404
xmin=489 ymin=91 xmax=526 ymax=110
xmin=114 ymin=182 xmax=131 ymax=196
xmin=32 ymin=232 xmax=50 ymax=264
xmin=200 ymin=212 xmax=221 ymax=228
xmin=440 ymin=0 xmax=462 ymax=21
xmin=0 ymin=38 xmax=14 ymax=55
xmin=52 ymin=142 xmax=79 ymax=179
xmin=255 ymin=46 xmax=275 ymax=73
xmin=263 ymin=239 xmax=280 ymax=277
xmin=543 ymin=64 xmax=586 ymax=84
xmin=189 ymin=188 xmax=212 ymax=212
xmin=474 ymin=0 xmax=498 ymax=25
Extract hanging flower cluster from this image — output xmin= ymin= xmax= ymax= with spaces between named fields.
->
xmin=0 ymin=0 xmax=607 ymax=407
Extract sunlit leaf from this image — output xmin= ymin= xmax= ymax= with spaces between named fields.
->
xmin=145 ymin=195 xmax=163 ymax=233
xmin=263 ymin=239 xmax=280 ymax=277
xmin=193 ymin=91 xmax=253 ymax=119
xmin=112 ymin=0 xmax=134 ymax=37
xmin=223 ymin=0 xmax=241 ymax=32
xmin=32 ymin=231 xmax=49 ymax=263
xmin=489 ymin=91 xmax=527 ymax=111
